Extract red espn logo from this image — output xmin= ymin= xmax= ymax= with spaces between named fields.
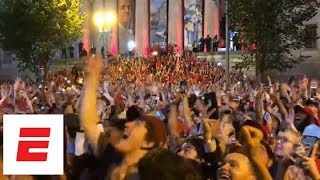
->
xmin=17 ymin=128 xmax=51 ymax=161
xmin=4 ymin=115 xmax=63 ymax=175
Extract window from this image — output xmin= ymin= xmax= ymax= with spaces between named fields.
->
xmin=304 ymin=24 xmax=317 ymax=49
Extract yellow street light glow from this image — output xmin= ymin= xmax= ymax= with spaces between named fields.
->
xmin=94 ymin=12 xmax=104 ymax=26
xmin=105 ymin=12 xmax=116 ymax=25
xmin=94 ymin=11 xmax=116 ymax=27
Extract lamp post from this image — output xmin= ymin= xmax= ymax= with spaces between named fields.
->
xmin=93 ymin=11 xmax=116 ymax=57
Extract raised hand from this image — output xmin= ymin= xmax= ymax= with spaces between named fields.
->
xmin=21 ymin=81 xmax=26 ymax=90
xmin=171 ymin=92 xmax=181 ymax=105
xmin=286 ymin=108 xmax=295 ymax=124
xmin=85 ymin=57 xmax=103 ymax=79
xmin=298 ymin=142 xmax=320 ymax=180
xmin=0 ymin=84 xmax=9 ymax=100
xmin=103 ymin=81 xmax=109 ymax=92
xmin=240 ymin=126 xmax=264 ymax=153
xmin=257 ymin=83 xmax=264 ymax=96
xmin=14 ymin=77 xmax=21 ymax=91
xmin=270 ymin=91 xmax=280 ymax=101
xmin=202 ymin=118 xmax=213 ymax=140
xmin=19 ymin=90 xmax=28 ymax=99
xmin=268 ymin=76 xmax=272 ymax=86
xmin=302 ymin=75 xmax=309 ymax=89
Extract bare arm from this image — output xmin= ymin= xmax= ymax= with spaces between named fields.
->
xmin=25 ymin=94 xmax=34 ymax=113
xmin=202 ymin=118 xmax=217 ymax=152
xmin=0 ymin=85 xmax=8 ymax=106
xmin=102 ymin=81 xmax=115 ymax=105
xmin=80 ymin=58 xmax=103 ymax=156
xmin=168 ymin=104 xmax=181 ymax=150
xmin=241 ymin=126 xmax=272 ymax=180
xmin=103 ymin=91 xmax=115 ymax=105
xmin=0 ymin=98 xmax=5 ymax=107
xmin=183 ymin=95 xmax=193 ymax=129
xmin=267 ymin=76 xmax=274 ymax=94
xmin=17 ymin=90 xmax=34 ymax=113
xmin=271 ymin=92 xmax=288 ymax=120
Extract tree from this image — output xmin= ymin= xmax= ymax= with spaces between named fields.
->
xmin=228 ymin=0 xmax=320 ymax=81
xmin=0 ymin=0 xmax=85 ymax=79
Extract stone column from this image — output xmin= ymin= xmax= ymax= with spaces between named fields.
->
xmin=92 ymin=0 xmax=104 ymax=49
xmin=204 ymin=0 xmax=219 ymax=37
xmin=106 ymin=0 xmax=118 ymax=55
xmin=168 ymin=0 xmax=183 ymax=52
xmin=135 ymin=0 xmax=149 ymax=55
xmin=213 ymin=0 xmax=220 ymax=36
xmin=80 ymin=0 xmax=93 ymax=57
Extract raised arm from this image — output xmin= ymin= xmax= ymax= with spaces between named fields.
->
xmin=183 ymin=95 xmax=193 ymax=129
xmin=270 ymin=91 xmax=288 ymax=120
xmin=267 ymin=76 xmax=274 ymax=94
xmin=168 ymin=102 xmax=181 ymax=150
xmin=102 ymin=81 xmax=115 ymax=105
xmin=240 ymin=126 xmax=273 ymax=180
xmin=80 ymin=58 xmax=103 ymax=155
xmin=0 ymin=85 xmax=8 ymax=107
xmin=20 ymin=90 xmax=34 ymax=113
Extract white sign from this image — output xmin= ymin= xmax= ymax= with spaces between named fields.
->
xmin=3 ymin=115 xmax=64 ymax=175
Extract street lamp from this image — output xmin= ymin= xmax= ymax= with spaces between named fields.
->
xmin=93 ymin=11 xmax=116 ymax=56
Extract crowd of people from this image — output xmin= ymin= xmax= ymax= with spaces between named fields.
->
xmin=0 ymin=54 xmax=320 ymax=180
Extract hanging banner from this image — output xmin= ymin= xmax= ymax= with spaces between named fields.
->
xmin=183 ymin=0 xmax=204 ymax=49
xmin=118 ymin=0 xmax=136 ymax=55
xmin=150 ymin=0 xmax=168 ymax=51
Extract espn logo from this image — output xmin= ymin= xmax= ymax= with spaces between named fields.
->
xmin=3 ymin=115 xmax=64 ymax=175
xmin=17 ymin=128 xmax=50 ymax=162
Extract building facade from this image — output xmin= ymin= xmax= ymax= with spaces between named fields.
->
xmin=273 ymin=12 xmax=320 ymax=79
xmin=1 ymin=0 xmax=320 ymax=80
xmin=87 ymin=0 xmax=221 ymax=56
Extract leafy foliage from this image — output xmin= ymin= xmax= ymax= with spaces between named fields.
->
xmin=0 ymin=0 xmax=85 ymax=73
xmin=229 ymin=0 xmax=320 ymax=77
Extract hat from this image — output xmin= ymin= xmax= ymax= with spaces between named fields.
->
xmin=303 ymin=124 xmax=320 ymax=138
xmin=126 ymin=105 xmax=142 ymax=121
xmin=303 ymin=107 xmax=320 ymax=126
xmin=142 ymin=114 xmax=168 ymax=148
xmin=126 ymin=105 xmax=167 ymax=148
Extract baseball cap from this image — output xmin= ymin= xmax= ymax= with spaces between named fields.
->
xmin=126 ymin=105 xmax=168 ymax=148
xmin=302 ymin=107 xmax=320 ymax=126
xmin=303 ymin=124 xmax=320 ymax=139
